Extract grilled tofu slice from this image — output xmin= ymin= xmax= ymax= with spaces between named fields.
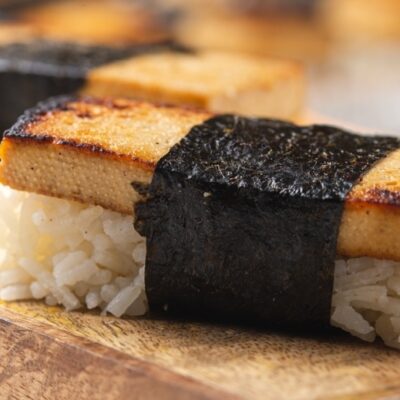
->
xmin=1 ymin=96 xmax=399 ymax=261
xmin=0 ymin=97 xmax=211 ymax=214
xmin=82 ymin=51 xmax=304 ymax=120
xmin=339 ymin=150 xmax=400 ymax=261
xmin=0 ymin=39 xmax=303 ymax=134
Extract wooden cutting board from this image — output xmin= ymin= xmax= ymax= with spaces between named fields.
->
xmin=1 ymin=301 xmax=400 ymax=400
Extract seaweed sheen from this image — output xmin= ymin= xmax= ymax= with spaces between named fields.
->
xmin=135 ymin=115 xmax=400 ymax=326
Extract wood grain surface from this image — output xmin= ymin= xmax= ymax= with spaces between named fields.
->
xmin=1 ymin=301 xmax=400 ymax=400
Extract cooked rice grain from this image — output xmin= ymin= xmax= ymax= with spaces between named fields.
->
xmin=332 ymin=258 xmax=400 ymax=348
xmin=0 ymin=184 xmax=148 ymax=317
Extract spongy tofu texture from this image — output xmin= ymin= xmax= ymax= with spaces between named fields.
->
xmin=0 ymin=96 xmax=210 ymax=214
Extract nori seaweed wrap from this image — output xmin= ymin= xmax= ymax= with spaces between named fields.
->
xmin=135 ymin=115 xmax=400 ymax=327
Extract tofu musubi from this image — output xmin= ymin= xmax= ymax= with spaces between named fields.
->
xmin=1 ymin=96 xmax=400 ymax=349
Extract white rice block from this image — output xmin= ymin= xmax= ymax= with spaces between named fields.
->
xmin=45 ymin=295 xmax=58 ymax=306
xmin=74 ymin=282 xmax=90 ymax=297
xmin=346 ymin=257 xmax=376 ymax=272
xmin=92 ymin=233 xmax=114 ymax=251
xmin=100 ymin=284 xmax=119 ymax=303
xmin=105 ymin=286 xmax=143 ymax=317
xmin=0 ymin=284 xmax=32 ymax=301
xmin=332 ymin=285 xmax=387 ymax=309
xmin=53 ymin=251 xmax=88 ymax=275
xmin=134 ymin=266 xmax=145 ymax=288
xmin=334 ymin=259 xmax=347 ymax=277
xmin=30 ymin=281 xmax=49 ymax=299
xmin=375 ymin=315 xmax=400 ymax=349
xmin=77 ymin=206 xmax=104 ymax=229
xmin=55 ymin=259 xmax=98 ymax=287
xmin=0 ymin=185 xmax=149 ymax=318
xmin=132 ymin=243 xmax=146 ymax=266
xmin=125 ymin=289 xmax=148 ymax=317
xmin=115 ymin=276 xmax=133 ymax=289
xmin=103 ymin=216 xmax=142 ymax=245
xmin=89 ymin=269 xmax=112 ymax=285
xmin=19 ymin=258 xmax=81 ymax=311
xmin=387 ymin=276 xmax=400 ymax=295
xmin=334 ymin=264 xmax=394 ymax=291
xmin=0 ymin=268 xmax=32 ymax=288
xmin=331 ymin=305 xmax=375 ymax=342
xmin=82 ymin=218 xmax=103 ymax=241
xmin=333 ymin=257 xmax=400 ymax=348
xmin=86 ymin=290 xmax=101 ymax=310
xmin=93 ymin=250 xmax=133 ymax=275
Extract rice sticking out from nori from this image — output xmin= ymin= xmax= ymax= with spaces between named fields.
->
xmin=0 ymin=184 xmax=147 ymax=317
xmin=135 ymin=115 xmax=400 ymax=338
xmin=332 ymin=258 xmax=400 ymax=348
xmin=4 ymin=181 xmax=400 ymax=347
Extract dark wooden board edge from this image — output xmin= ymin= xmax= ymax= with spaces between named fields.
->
xmin=0 ymin=307 xmax=239 ymax=400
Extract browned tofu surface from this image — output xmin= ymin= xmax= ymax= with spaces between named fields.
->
xmin=0 ymin=97 xmax=211 ymax=214
xmin=1 ymin=96 xmax=399 ymax=261
xmin=338 ymin=151 xmax=400 ymax=261
xmin=82 ymin=51 xmax=305 ymax=120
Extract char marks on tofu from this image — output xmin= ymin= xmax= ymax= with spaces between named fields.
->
xmin=0 ymin=96 xmax=210 ymax=214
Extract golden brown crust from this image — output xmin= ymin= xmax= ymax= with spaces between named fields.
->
xmin=8 ymin=96 xmax=211 ymax=168
xmin=336 ymin=150 xmax=400 ymax=260
xmin=0 ymin=97 xmax=210 ymax=213
xmin=346 ymin=150 xmax=400 ymax=207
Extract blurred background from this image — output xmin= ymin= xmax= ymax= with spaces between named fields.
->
xmin=0 ymin=0 xmax=398 ymax=133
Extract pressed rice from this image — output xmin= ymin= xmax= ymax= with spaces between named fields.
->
xmin=0 ymin=184 xmax=148 ymax=317
xmin=1 ymin=184 xmax=400 ymax=348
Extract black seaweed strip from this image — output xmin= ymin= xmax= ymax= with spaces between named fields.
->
xmin=136 ymin=115 xmax=400 ymax=327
